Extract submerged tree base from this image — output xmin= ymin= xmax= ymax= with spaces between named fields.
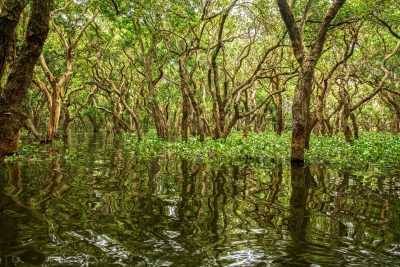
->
xmin=0 ymin=114 xmax=22 ymax=159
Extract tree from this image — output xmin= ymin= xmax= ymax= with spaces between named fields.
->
xmin=276 ymin=0 xmax=346 ymax=162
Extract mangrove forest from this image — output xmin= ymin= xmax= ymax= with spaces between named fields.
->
xmin=0 ymin=0 xmax=400 ymax=266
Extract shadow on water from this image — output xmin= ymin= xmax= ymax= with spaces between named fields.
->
xmin=1 ymin=132 xmax=400 ymax=266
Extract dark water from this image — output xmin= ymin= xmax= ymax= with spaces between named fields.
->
xmin=1 ymin=133 xmax=400 ymax=267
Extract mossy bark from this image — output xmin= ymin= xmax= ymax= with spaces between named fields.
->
xmin=0 ymin=0 xmax=52 ymax=158
xmin=0 ymin=0 xmax=28 ymax=79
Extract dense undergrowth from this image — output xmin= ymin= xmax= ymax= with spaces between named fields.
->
xmin=129 ymin=131 xmax=400 ymax=170
xmin=5 ymin=131 xmax=400 ymax=171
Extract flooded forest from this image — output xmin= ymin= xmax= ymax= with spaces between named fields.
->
xmin=0 ymin=0 xmax=400 ymax=266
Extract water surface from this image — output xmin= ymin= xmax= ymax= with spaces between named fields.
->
xmin=0 ymin=133 xmax=400 ymax=266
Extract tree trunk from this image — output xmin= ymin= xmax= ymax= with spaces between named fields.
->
xmin=62 ymin=104 xmax=71 ymax=140
xmin=334 ymin=113 xmax=340 ymax=134
xmin=291 ymin=62 xmax=314 ymax=162
xmin=273 ymin=93 xmax=284 ymax=135
xmin=0 ymin=0 xmax=27 ymax=79
xmin=350 ymin=113 xmax=359 ymax=139
xmin=181 ymin=93 xmax=191 ymax=141
xmin=395 ymin=113 xmax=400 ymax=133
xmin=24 ymin=117 xmax=42 ymax=140
xmin=276 ymin=105 xmax=284 ymax=135
xmin=341 ymin=109 xmax=352 ymax=143
xmin=47 ymin=86 xmax=62 ymax=141
xmin=152 ymin=103 xmax=168 ymax=139
xmin=339 ymin=87 xmax=352 ymax=143
xmin=0 ymin=0 xmax=52 ymax=158
xmin=87 ymin=113 xmax=100 ymax=133
xmin=380 ymin=91 xmax=400 ymax=133
xmin=187 ymin=90 xmax=206 ymax=141
xmin=271 ymin=77 xmax=284 ymax=135
xmin=315 ymin=93 xmax=326 ymax=135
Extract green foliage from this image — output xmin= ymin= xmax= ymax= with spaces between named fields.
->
xmin=8 ymin=132 xmax=400 ymax=172
xmin=127 ymin=132 xmax=289 ymax=164
xmin=307 ymin=132 xmax=400 ymax=170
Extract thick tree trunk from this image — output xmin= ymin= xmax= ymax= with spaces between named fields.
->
xmin=0 ymin=0 xmax=52 ymax=158
xmin=0 ymin=0 xmax=27 ymax=79
xmin=291 ymin=62 xmax=314 ymax=162
xmin=152 ymin=103 xmax=168 ymax=139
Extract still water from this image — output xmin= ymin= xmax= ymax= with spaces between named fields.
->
xmin=0 ymin=133 xmax=400 ymax=266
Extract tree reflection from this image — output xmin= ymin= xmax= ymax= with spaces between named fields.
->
xmin=0 ymin=192 xmax=45 ymax=266
xmin=288 ymin=163 xmax=311 ymax=244
xmin=274 ymin=162 xmax=313 ymax=266
xmin=1 ymin=138 xmax=400 ymax=266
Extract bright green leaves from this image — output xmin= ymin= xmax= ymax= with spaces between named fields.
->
xmin=11 ymin=131 xmax=400 ymax=173
xmin=307 ymin=132 xmax=400 ymax=171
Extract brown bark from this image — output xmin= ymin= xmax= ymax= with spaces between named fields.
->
xmin=291 ymin=60 xmax=315 ymax=160
xmin=47 ymin=84 xmax=62 ymax=140
xmin=0 ymin=0 xmax=52 ymax=158
xmin=0 ymin=0 xmax=28 ymax=79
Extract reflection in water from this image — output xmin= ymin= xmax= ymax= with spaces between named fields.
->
xmin=288 ymin=163 xmax=311 ymax=244
xmin=0 ymin=133 xmax=400 ymax=266
xmin=285 ymin=163 xmax=312 ymax=266
xmin=0 ymin=192 xmax=45 ymax=266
